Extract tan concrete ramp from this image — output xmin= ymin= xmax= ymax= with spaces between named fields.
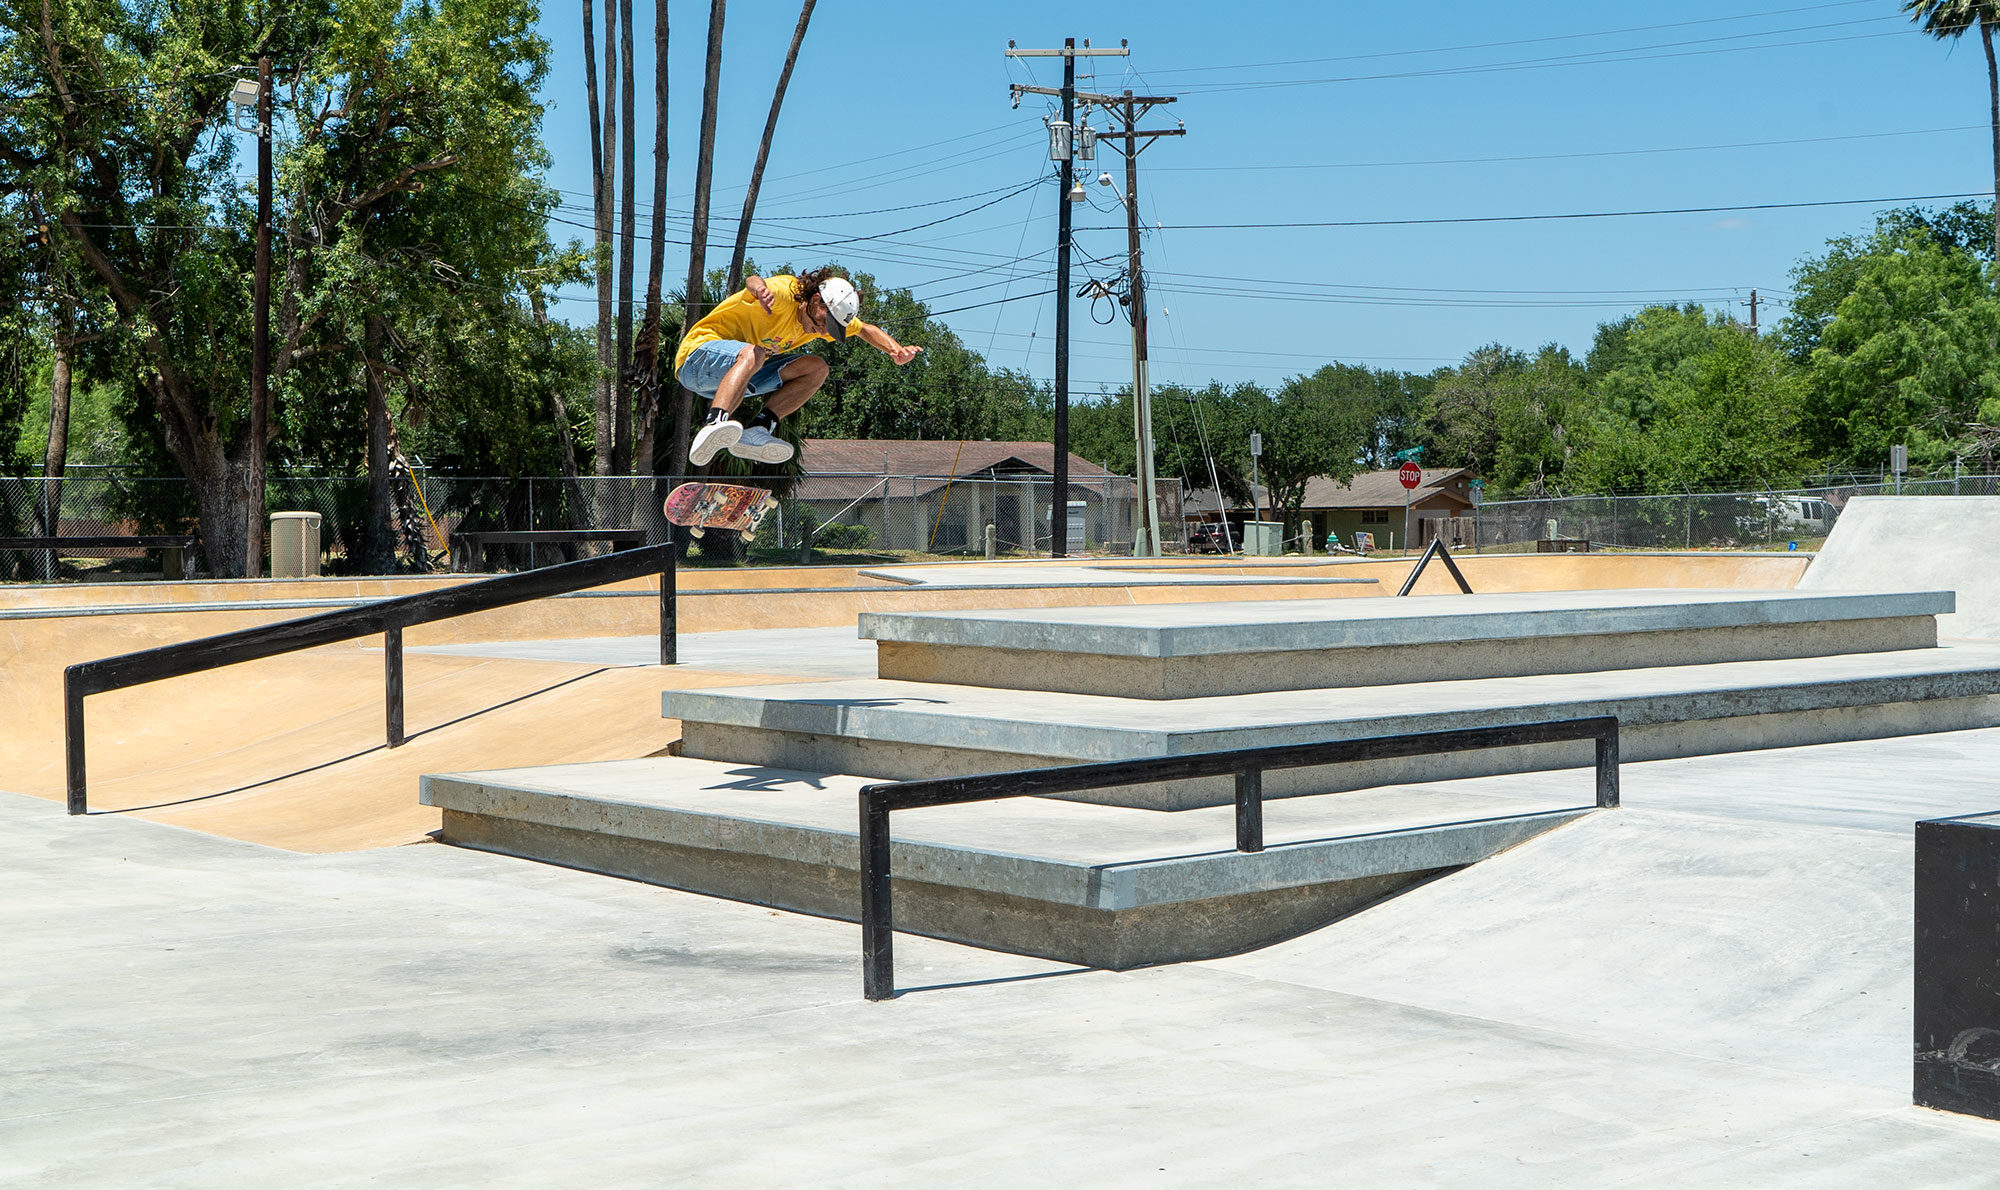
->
xmin=1799 ymin=495 xmax=2000 ymax=638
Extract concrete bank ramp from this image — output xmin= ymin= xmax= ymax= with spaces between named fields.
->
xmin=1800 ymin=495 xmax=2000 ymax=638
xmin=1205 ymin=730 xmax=2000 ymax=1090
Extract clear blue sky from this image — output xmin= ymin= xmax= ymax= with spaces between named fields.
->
xmin=531 ymin=0 xmax=1993 ymax=392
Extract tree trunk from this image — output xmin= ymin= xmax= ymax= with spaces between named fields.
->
xmin=727 ymin=0 xmax=815 ymax=293
xmin=634 ymin=0 xmax=668 ymax=481
xmin=670 ymin=0 xmax=727 ymax=478
xmin=614 ymin=0 xmax=637 ymax=480
xmin=1986 ymin=16 xmax=1999 ymax=268
xmin=531 ymin=290 xmax=593 ymax=530
xmin=585 ymin=0 xmax=615 ymax=481
xmin=39 ymin=300 xmax=73 ymax=549
xmin=363 ymin=313 xmax=395 ymax=573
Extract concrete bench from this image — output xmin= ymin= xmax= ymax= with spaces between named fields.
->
xmin=0 ymin=535 xmax=198 ymax=580
xmin=1537 ymin=538 xmax=1591 ymax=553
xmin=450 ymin=529 xmax=646 ymax=573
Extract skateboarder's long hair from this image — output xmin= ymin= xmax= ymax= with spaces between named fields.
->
xmin=791 ymin=266 xmax=841 ymax=307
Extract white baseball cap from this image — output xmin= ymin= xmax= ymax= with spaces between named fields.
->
xmin=819 ymin=277 xmax=860 ymax=339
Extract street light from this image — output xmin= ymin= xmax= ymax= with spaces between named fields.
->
xmin=230 ymin=60 xmax=273 ymax=577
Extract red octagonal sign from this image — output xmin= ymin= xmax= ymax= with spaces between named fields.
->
xmin=1398 ymin=461 xmax=1422 ymax=490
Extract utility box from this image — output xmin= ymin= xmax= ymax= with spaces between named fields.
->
xmin=1243 ymin=521 xmax=1284 ymax=556
xmin=270 ymin=511 xmax=322 ymax=578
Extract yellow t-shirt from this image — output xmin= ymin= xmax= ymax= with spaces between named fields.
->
xmin=673 ymin=276 xmax=835 ymax=372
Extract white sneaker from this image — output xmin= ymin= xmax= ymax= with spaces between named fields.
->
xmin=688 ymin=418 xmax=742 ymax=466
xmin=728 ymin=423 xmax=795 ymax=463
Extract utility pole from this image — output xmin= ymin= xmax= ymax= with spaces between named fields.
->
xmin=249 ymin=57 xmax=272 ymax=577
xmin=1012 ymin=65 xmax=1181 ymax=556
xmin=1747 ymin=288 xmax=1758 ymax=335
xmin=1007 ymin=39 xmax=1127 ymax=557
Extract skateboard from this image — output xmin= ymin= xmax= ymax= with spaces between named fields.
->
xmin=663 ymin=482 xmax=778 ymax=540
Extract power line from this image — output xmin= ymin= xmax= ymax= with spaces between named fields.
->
xmin=1137 ymin=0 xmax=1879 ymax=77
xmin=1152 ymin=124 xmax=1990 ymax=174
xmin=1079 ymin=190 xmax=1989 ymax=232
xmin=1170 ymin=18 xmax=1905 ymax=96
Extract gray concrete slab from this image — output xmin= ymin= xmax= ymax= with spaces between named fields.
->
xmin=1800 ymin=495 xmax=2000 ymax=639
xmin=860 ymin=589 xmax=1951 ymax=656
xmin=421 ymin=756 xmax=1588 ymax=919
xmin=12 ymin=733 xmax=2000 ymax=1183
xmin=864 ymin=589 xmax=1947 ymax=696
xmin=669 ymin=642 xmax=2000 ymax=757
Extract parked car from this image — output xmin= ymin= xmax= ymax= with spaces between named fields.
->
xmin=1737 ymin=495 xmax=1836 ymax=536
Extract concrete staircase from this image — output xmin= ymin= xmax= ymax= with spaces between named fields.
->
xmin=425 ymin=586 xmax=2000 ymax=967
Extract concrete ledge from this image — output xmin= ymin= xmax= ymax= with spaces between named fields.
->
xmin=859 ymin=590 xmax=1950 ymax=656
xmin=668 ymin=646 xmax=2000 ymax=809
xmin=422 ymin=758 xmax=1588 ymax=968
xmin=874 ymin=616 xmax=1939 ymax=697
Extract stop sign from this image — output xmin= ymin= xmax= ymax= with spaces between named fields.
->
xmin=1398 ymin=462 xmax=1422 ymax=490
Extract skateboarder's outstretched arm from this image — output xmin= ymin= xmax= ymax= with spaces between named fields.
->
xmin=843 ymin=319 xmax=922 ymax=366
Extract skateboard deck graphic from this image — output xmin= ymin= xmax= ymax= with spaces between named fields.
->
xmin=664 ymin=482 xmax=777 ymax=540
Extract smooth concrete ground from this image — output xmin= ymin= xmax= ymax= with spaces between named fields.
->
xmin=9 ymin=728 xmax=2000 ymax=1185
xmin=1799 ymin=496 xmax=2000 ymax=640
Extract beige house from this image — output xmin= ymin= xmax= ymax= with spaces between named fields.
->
xmin=793 ymin=439 xmax=1125 ymax=553
xmin=1187 ymin=467 xmax=1479 ymax=552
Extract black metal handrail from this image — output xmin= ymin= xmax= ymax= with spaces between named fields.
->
xmin=1397 ymin=537 xmax=1474 ymax=596
xmin=64 ymin=543 xmax=677 ymax=815
xmin=857 ymin=716 xmax=1619 ymax=1000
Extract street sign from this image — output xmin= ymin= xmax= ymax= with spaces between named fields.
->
xmin=1469 ymin=478 xmax=1485 ymax=507
xmin=1398 ymin=462 xmax=1422 ymax=490
xmin=1249 ymin=431 xmax=1263 ymax=458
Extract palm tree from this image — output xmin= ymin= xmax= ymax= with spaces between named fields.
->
xmin=669 ymin=0 xmax=726 ymax=476
xmin=632 ymin=0 xmax=668 ymax=480
xmin=614 ymin=0 xmax=638 ymax=478
xmin=1906 ymin=0 xmax=2000 ymax=263
xmin=582 ymin=0 xmax=613 ymax=480
xmin=726 ymin=0 xmax=816 ymax=292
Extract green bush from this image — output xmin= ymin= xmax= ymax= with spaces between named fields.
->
xmin=812 ymin=521 xmax=873 ymax=549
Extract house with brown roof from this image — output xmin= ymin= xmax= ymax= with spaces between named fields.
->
xmin=793 ymin=439 xmax=1129 ymax=553
xmin=1186 ymin=467 xmax=1478 ymax=552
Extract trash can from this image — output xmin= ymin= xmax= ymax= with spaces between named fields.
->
xmin=1242 ymin=521 xmax=1284 ymax=556
xmin=269 ymin=511 xmax=322 ymax=578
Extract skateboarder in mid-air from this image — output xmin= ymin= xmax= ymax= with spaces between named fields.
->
xmin=675 ymin=267 xmax=923 ymax=467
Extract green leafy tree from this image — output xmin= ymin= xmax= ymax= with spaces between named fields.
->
xmin=1253 ymin=365 xmax=1376 ymax=539
xmin=1804 ymin=230 xmax=2000 ymax=471
xmin=1571 ymin=305 xmax=1809 ymax=492
xmin=4 ymin=0 xmax=583 ymax=574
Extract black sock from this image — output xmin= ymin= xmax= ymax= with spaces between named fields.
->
xmin=704 ymin=408 xmax=732 ymax=425
xmin=749 ymin=410 xmax=780 ymax=432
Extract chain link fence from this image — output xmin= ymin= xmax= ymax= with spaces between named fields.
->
xmin=0 ymin=469 xmax=1187 ymax=577
xmin=1455 ymin=476 xmax=2000 ymax=552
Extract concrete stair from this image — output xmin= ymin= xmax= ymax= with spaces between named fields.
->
xmin=430 ymin=584 xmax=1995 ymax=967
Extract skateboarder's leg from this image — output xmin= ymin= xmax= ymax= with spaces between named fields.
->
xmin=678 ymin=341 xmax=765 ymax=466
xmin=730 ymin=354 xmax=825 ymax=464
xmin=761 ymin=355 xmax=830 ymax=419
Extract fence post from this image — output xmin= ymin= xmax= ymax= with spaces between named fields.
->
xmin=1235 ymin=769 xmax=1264 ymax=852
xmin=660 ymin=552 xmax=677 ymax=666
xmin=860 ymin=791 xmax=895 ymax=1001
xmin=385 ymin=625 xmax=404 ymax=747
xmin=1595 ymin=721 xmax=1620 ymax=808
xmin=65 ymin=673 xmax=87 ymax=815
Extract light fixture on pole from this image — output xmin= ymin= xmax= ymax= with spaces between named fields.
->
xmin=229 ymin=61 xmax=274 ymax=578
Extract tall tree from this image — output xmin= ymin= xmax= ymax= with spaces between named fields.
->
xmin=726 ymin=0 xmax=816 ymax=293
xmin=613 ymin=0 xmax=637 ymax=477
xmin=1906 ymin=0 xmax=2000 ymax=263
xmin=669 ymin=0 xmax=727 ymax=477
xmin=586 ymin=0 xmax=616 ymax=480
xmin=632 ymin=0 xmax=668 ymax=478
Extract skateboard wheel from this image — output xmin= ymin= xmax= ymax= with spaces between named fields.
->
xmin=690 ymin=527 xmax=705 ymax=538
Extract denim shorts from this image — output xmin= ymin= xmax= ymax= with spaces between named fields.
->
xmin=675 ymin=341 xmax=805 ymax=399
